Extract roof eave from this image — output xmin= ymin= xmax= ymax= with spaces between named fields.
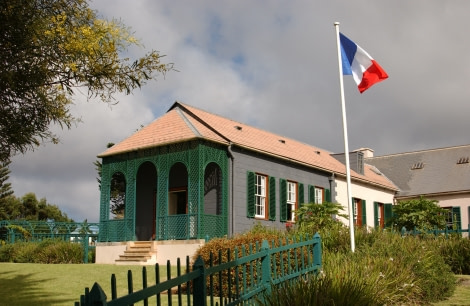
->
xmin=97 ymin=137 xmax=228 ymax=158
xmin=232 ymin=143 xmax=398 ymax=192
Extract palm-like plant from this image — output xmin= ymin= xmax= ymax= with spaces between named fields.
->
xmin=295 ymin=202 xmax=348 ymax=234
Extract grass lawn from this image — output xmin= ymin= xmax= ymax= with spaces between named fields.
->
xmin=1 ymin=263 xmax=469 ymax=306
xmin=433 ymin=275 xmax=470 ymax=306
xmin=0 ymin=263 xmax=184 ymax=305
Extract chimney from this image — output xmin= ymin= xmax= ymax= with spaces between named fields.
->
xmin=355 ymin=147 xmax=374 ymax=158
xmin=331 ymin=151 xmax=365 ymax=175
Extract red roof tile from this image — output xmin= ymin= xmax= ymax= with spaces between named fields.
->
xmin=99 ymin=102 xmax=397 ymax=191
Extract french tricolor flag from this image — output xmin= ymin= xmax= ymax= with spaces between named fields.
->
xmin=340 ymin=33 xmax=388 ymax=93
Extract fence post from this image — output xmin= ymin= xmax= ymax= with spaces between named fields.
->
xmin=257 ymin=239 xmax=271 ymax=304
xmin=83 ymin=233 xmax=89 ymax=263
xmin=8 ymin=227 xmax=14 ymax=244
xmin=260 ymin=240 xmax=271 ymax=286
xmin=87 ymin=282 xmax=107 ymax=305
xmin=193 ymin=256 xmax=206 ymax=306
xmin=401 ymin=226 xmax=406 ymax=236
xmin=313 ymin=233 xmax=322 ymax=270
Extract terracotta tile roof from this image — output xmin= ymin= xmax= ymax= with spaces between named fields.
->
xmin=98 ymin=107 xmax=228 ymax=157
xmin=99 ymin=102 xmax=397 ymax=191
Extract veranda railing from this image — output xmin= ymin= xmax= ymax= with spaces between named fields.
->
xmin=0 ymin=220 xmax=99 ymax=263
xmin=75 ymin=233 xmax=322 ymax=305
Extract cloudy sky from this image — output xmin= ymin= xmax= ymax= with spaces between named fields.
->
xmin=9 ymin=0 xmax=470 ymax=222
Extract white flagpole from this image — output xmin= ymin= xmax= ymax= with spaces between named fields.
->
xmin=334 ymin=22 xmax=356 ymax=252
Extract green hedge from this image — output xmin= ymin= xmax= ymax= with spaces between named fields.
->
xmin=0 ymin=239 xmax=84 ymax=263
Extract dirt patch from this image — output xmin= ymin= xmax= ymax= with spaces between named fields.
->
xmin=456 ymin=277 xmax=470 ymax=287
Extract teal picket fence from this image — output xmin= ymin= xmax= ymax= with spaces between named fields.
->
xmin=0 ymin=220 xmax=99 ymax=263
xmin=400 ymin=225 xmax=470 ymax=238
xmin=75 ymin=233 xmax=322 ymax=305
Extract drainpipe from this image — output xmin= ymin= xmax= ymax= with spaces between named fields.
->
xmin=227 ymin=143 xmax=235 ymax=237
xmin=328 ymin=173 xmax=335 ymax=201
xmin=329 ymin=173 xmax=336 ymax=219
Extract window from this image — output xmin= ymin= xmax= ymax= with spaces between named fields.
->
xmin=280 ymin=179 xmax=304 ymax=222
xmin=169 ymin=188 xmax=187 ymax=215
xmin=353 ymin=198 xmax=366 ymax=227
xmin=314 ymin=187 xmax=323 ymax=204
xmin=247 ymin=171 xmax=276 ymax=220
xmin=374 ymin=202 xmax=393 ymax=229
xmin=204 ymin=163 xmax=222 ymax=215
xmin=169 ymin=162 xmax=188 ymax=215
xmin=255 ymin=174 xmax=266 ymax=218
xmin=287 ymin=181 xmax=297 ymax=222
xmin=375 ymin=202 xmax=384 ymax=228
xmin=109 ymin=172 xmax=126 ymax=219
xmin=308 ymin=185 xmax=330 ymax=204
xmin=443 ymin=206 xmax=461 ymax=230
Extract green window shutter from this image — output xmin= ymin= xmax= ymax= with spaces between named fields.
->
xmin=373 ymin=202 xmax=379 ymax=228
xmin=246 ymin=171 xmax=255 ymax=218
xmin=308 ymin=185 xmax=315 ymax=203
xmin=361 ymin=199 xmax=367 ymax=227
xmin=268 ymin=177 xmax=276 ymax=220
xmin=298 ymin=183 xmax=304 ymax=207
xmin=384 ymin=203 xmax=393 ymax=228
xmin=452 ymin=206 xmax=462 ymax=230
xmin=280 ymin=178 xmax=287 ymax=222
xmin=325 ymin=188 xmax=331 ymax=202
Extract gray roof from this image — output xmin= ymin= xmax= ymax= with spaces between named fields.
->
xmin=366 ymin=144 xmax=470 ymax=197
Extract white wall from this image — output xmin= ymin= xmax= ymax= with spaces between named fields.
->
xmin=335 ymin=177 xmax=395 ymax=228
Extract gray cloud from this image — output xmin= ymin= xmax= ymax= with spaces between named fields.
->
xmin=9 ymin=0 xmax=470 ymax=221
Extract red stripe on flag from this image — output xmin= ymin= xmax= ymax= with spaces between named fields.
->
xmin=358 ymin=60 xmax=389 ymax=93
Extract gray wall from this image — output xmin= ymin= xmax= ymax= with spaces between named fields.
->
xmin=228 ymin=146 xmax=335 ymax=235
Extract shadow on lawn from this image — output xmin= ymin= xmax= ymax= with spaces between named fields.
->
xmin=0 ymin=270 xmax=71 ymax=305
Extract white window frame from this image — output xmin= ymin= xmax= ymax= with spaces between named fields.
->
xmin=287 ymin=181 xmax=297 ymax=222
xmin=314 ymin=187 xmax=323 ymax=204
xmin=255 ymin=174 xmax=266 ymax=218
xmin=377 ymin=203 xmax=384 ymax=228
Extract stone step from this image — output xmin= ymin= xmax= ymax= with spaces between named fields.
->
xmin=115 ymin=241 xmax=156 ymax=265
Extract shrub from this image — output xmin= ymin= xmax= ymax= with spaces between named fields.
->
xmin=0 ymin=239 xmax=83 ymax=263
xmin=432 ymin=236 xmax=470 ymax=274
xmin=317 ymin=222 xmax=350 ymax=253
xmin=35 ymin=239 xmax=83 ymax=263
xmin=351 ymin=231 xmax=455 ymax=304
xmin=295 ymin=201 xmax=348 ymax=236
xmin=261 ymin=246 xmax=418 ymax=306
xmin=193 ymin=224 xmax=307 ymax=297
xmin=12 ymin=241 xmax=38 ymax=263
xmin=264 ymin=229 xmax=456 ymax=305
xmin=260 ymin=273 xmax=379 ymax=306
xmin=0 ymin=243 xmax=17 ymax=262
xmin=392 ymin=196 xmax=447 ymax=231
xmin=322 ymin=249 xmax=420 ymax=305
xmin=88 ymin=248 xmax=96 ymax=263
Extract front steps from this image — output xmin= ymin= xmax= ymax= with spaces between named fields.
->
xmin=115 ymin=241 xmax=157 ymax=265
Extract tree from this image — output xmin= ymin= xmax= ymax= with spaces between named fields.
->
xmin=0 ymin=0 xmax=173 ymax=162
xmin=392 ymin=196 xmax=447 ymax=231
xmin=0 ymin=192 xmax=72 ymax=221
xmin=0 ymin=160 xmax=14 ymax=201
xmin=0 ymin=160 xmax=14 ymax=219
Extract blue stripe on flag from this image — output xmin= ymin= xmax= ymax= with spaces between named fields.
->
xmin=339 ymin=33 xmax=356 ymax=75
